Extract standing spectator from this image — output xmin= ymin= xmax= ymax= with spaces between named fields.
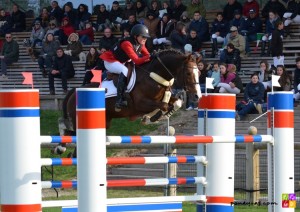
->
xmin=271 ymin=20 xmax=284 ymax=67
xmin=44 ymin=19 xmax=60 ymax=39
xmin=64 ymin=33 xmax=83 ymax=61
xmin=99 ymin=27 xmax=118 ymax=52
xmin=210 ymin=12 xmax=229 ymax=58
xmin=148 ymin=0 xmax=161 ymax=19
xmin=136 ymin=0 xmax=148 ymax=22
xmin=96 ymin=4 xmax=110 ymax=32
xmin=187 ymin=29 xmax=202 ymax=52
xmin=242 ymin=0 xmax=260 ymax=18
xmin=172 ymin=0 xmax=187 ymax=21
xmin=49 ymin=47 xmax=75 ymax=95
xmin=0 ymin=32 xmax=19 ymax=78
xmin=217 ymin=63 xmax=241 ymax=94
xmin=58 ymin=17 xmax=75 ymax=45
xmin=169 ymin=22 xmax=187 ymax=52
xmin=274 ymin=65 xmax=291 ymax=91
xmin=221 ymin=43 xmax=241 ymax=72
xmin=63 ymin=2 xmax=77 ymax=28
xmin=224 ymin=26 xmax=246 ymax=58
xmin=186 ymin=0 xmax=206 ymax=19
xmin=0 ymin=8 xmax=12 ymax=37
xmin=262 ymin=0 xmax=286 ymax=19
xmin=124 ymin=0 xmax=137 ymax=20
xmin=121 ymin=14 xmax=140 ymax=33
xmin=49 ymin=1 xmax=63 ymax=25
xmin=75 ymin=4 xmax=91 ymax=30
xmin=189 ymin=11 xmax=210 ymax=43
xmin=109 ymin=1 xmax=124 ymax=32
xmin=240 ymin=9 xmax=262 ymax=55
xmin=77 ymin=21 xmax=94 ymax=45
xmin=153 ymin=13 xmax=174 ymax=49
xmin=257 ymin=60 xmax=272 ymax=90
xmin=293 ymin=57 xmax=300 ymax=101
xmin=10 ymin=4 xmax=26 ymax=32
xmin=230 ymin=9 xmax=244 ymax=32
xmin=283 ymin=0 xmax=300 ymax=37
xmin=223 ymin=0 xmax=243 ymax=22
xmin=38 ymin=33 xmax=60 ymax=78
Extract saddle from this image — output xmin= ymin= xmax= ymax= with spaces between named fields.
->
xmin=106 ymin=61 xmax=134 ymax=87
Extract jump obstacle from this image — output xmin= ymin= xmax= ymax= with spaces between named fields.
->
xmin=0 ymin=89 xmax=295 ymax=212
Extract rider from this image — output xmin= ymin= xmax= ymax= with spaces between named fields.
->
xmin=100 ymin=24 xmax=151 ymax=111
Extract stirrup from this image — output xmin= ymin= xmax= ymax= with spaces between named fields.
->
xmin=115 ymin=100 xmax=128 ymax=112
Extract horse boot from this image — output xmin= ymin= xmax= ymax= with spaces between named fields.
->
xmin=210 ymin=38 xmax=218 ymax=58
xmin=115 ymin=72 xmax=128 ymax=112
xmin=260 ymin=41 xmax=266 ymax=57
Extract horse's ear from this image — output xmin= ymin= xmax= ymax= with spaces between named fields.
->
xmin=185 ymin=54 xmax=196 ymax=63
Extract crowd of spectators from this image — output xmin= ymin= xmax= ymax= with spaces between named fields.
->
xmin=0 ymin=0 xmax=300 ymax=119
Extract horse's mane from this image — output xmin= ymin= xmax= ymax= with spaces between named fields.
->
xmin=156 ymin=48 xmax=185 ymax=57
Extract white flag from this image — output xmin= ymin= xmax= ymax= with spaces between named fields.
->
xmin=206 ymin=77 xmax=214 ymax=89
xmin=271 ymin=75 xmax=281 ymax=87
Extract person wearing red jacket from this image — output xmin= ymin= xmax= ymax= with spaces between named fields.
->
xmin=77 ymin=21 xmax=94 ymax=45
xmin=58 ymin=17 xmax=75 ymax=45
xmin=242 ymin=0 xmax=260 ymax=18
xmin=100 ymin=24 xmax=151 ymax=111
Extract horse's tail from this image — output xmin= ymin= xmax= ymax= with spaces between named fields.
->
xmin=62 ymin=88 xmax=76 ymax=119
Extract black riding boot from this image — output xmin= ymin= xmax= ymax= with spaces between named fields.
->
xmin=210 ymin=38 xmax=218 ymax=58
xmin=260 ymin=41 xmax=266 ymax=56
xmin=266 ymin=42 xmax=271 ymax=56
xmin=115 ymin=73 xmax=128 ymax=112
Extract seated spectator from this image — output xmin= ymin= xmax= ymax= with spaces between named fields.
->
xmin=224 ymin=26 xmax=246 ymax=57
xmin=124 ymin=0 xmax=136 ymax=20
xmin=198 ymin=60 xmax=210 ymax=93
xmin=236 ymin=73 xmax=265 ymax=120
xmin=271 ymin=20 xmax=284 ymax=67
xmin=109 ymin=1 xmax=124 ymax=32
xmin=283 ymin=0 xmax=300 ymax=38
xmin=189 ymin=11 xmax=210 ymax=43
xmin=220 ymin=43 xmax=241 ymax=72
xmin=172 ymin=0 xmax=187 ymax=21
xmin=222 ymin=0 xmax=243 ymax=22
xmin=240 ymin=8 xmax=262 ymax=55
xmin=49 ymin=47 xmax=75 ymax=95
xmin=63 ymin=2 xmax=77 ymax=28
xmin=44 ymin=19 xmax=60 ymax=40
xmin=121 ymin=27 xmax=131 ymax=39
xmin=144 ymin=11 xmax=159 ymax=51
xmin=82 ymin=47 xmax=105 ymax=85
xmin=77 ymin=21 xmax=94 ymax=45
xmin=169 ymin=22 xmax=187 ymax=52
xmin=261 ymin=10 xmax=280 ymax=56
xmin=257 ymin=60 xmax=272 ymax=90
xmin=136 ymin=0 xmax=148 ymax=23
xmin=10 ymin=4 xmax=26 ymax=32
xmin=64 ymin=33 xmax=83 ymax=61
xmin=0 ymin=32 xmax=19 ymax=78
xmin=58 ymin=17 xmax=75 ymax=45
xmin=230 ymin=9 xmax=244 ymax=32
xmin=187 ymin=29 xmax=201 ymax=53
xmin=153 ymin=13 xmax=174 ymax=49
xmin=75 ymin=4 xmax=91 ymax=30
xmin=37 ymin=7 xmax=50 ymax=29
xmin=242 ymin=0 xmax=260 ymax=18
xmin=0 ymin=8 xmax=12 ymax=37
xmin=274 ymin=65 xmax=291 ymax=91
xmin=161 ymin=1 xmax=173 ymax=19
xmin=293 ymin=57 xmax=300 ymax=101
xmin=121 ymin=14 xmax=140 ymax=33
xmin=187 ymin=0 xmax=206 ymax=19
xmin=148 ymin=0 xmax=160 ymax=19
xmin=217 ymin=63 xmax=241 ymax=94
xmin=210 ymin=12 xmax=229 ymax=58
xmin=261 ymin=0 xmax=286 ymax=19
xmin=99 ymin=27 xmax=118 ymax=52
xmin=210 ymin=62 xmax=221 ymax=89
xmin=49 ymin=1 xmax=63 ymax=25
xmin=38 ymin=33 xmax=60 ymax=78
xmin=96 ymin=4 xmax=110 ymax=32
xmin=180 ymin=11 xmax=191 ymax=29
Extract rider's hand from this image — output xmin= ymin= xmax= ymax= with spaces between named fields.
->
xmin=150 ymin=51 xmax=157 ymax=60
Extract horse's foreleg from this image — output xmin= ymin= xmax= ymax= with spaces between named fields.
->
xmin=151 ymin=98 xmax=183 ymax=122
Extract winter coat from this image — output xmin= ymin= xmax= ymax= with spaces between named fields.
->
xmin=40 ymin=40 xmax=60 ymax=57
xmin=189 ymin=17 xmax=210 ymax=42
xmin=169 ymin=30 xmax=187 ymax=52
xmin=109 ymin=7 xmax=123 ymax=22
xmin=271 ymin=29 xmax=283 ymax=57
xmin=265 ymin=17 xmax=280 ymax=35
xmin=221 ymin=72 xmax=236 ymax=84
xmin=262 ymin=0 xmax=286 ymax=18
xmin=221 ymin=48 xmax=241 ymax=72
xmin=187 ymin=36 xmax=202 ymax=52
xmin=97 ymin=10 xmax=110 ymax=24
xmin=156 ymin=19 xmax=175 ymax=38
xmin=50 ymin=7 xmax=64 ymax=24
xmin=240 ymin=16 xmax=262 ymax=36
xmin=172 ymin=3 xmax=187 ymax=21
xmin=294 ymin=68 xmax=300 ymax=93
xmin=30 ymin=27 xmax=45 ymax=44
xmin=244 ymin=81 xmax=265 ymax=103
xmin=52 ymin=53 xmax=75 ymax=77
xmin=60 ymin=21 xmax=75 ymax=37
xmin=76 ymin=4 xmax=91 ymax=29
xmin=230 ymin=17 xmax=244 ymax=32
xmin=242 ymin=0 xmax=260 ymax=18
xmin=99 ymin=35 xmax=118 ymax=51
xmin=186 ymin=1 xmax=206 ymax=18
xmin=286 ymin=0 xmax=300 ymax=19
xmin=225 ymin=33 xmax=246 ymax=56
xmin=77 ymin=27 xmax=94 ymax=42
xmin=0 ymin=14 xmax=12 ymax=36
xmin=66 ymin=33 xmax=83 ymax=60
xmin=211 ymin=19 xmax=229 ymax=38
xmin=11 ymin=9 xmax=26 ymax=31
xmin=143 ymin=18 xmax=160 ymax=38
xmin=1 ymin=39 xmax=19 ymax=62
xmin=223 ymin=1 xmax=243 ymax=21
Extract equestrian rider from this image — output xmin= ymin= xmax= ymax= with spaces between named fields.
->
xmin=100 ymin=24 xmax=151 ymax=111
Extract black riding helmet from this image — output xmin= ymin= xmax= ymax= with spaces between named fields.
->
xmin=131 ymin=24 xmax=150 ymax=38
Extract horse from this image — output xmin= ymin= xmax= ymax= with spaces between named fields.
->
xmin=60 ymin=49 xmax=201 ymax=137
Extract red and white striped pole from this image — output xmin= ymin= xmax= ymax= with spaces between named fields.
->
xmin=0 ymin=90 xmax=41 ymax=212
xmin=76 ymin=88 xmax=107 ymax=212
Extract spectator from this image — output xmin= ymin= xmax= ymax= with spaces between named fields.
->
xmin=189 ymin=11 xmax=210 ymax=43
xmin=49 ymin=47 xmax=75 ymax=95
xmin=136 ymin=0 xmax=148 ymax=22
xmin=44 ymin=19 xmax=60 ymax=40
xmin=161 ymin=1 xmax=173 ymax=18
xmin=236 ymin=73 xmax=265 ymax=120
xmin=271 ymin=20 xmax=284 ymax=67
xmin=187 ymin=29 xmax=201 ymax=52
xmin=186 ymin=0 xmax=206 ymax=19
xmin=224 ymin=26 xmax=246 ymax=58
xmin=49 ymin=1 xmax=63 ymax=25
xmin=37 ymin=7 xmax=50 ymax=29
xmin=58 ymin=17 xmax=75 ymax=45
xmin=172 ymin=0 xmax=187 ymax=21
xmin=77 ymin=21 xmax=94 ymax=45
xmin=148 ymin=0 xmax=160 ymax=19
xmin=10 ymin=4 xmax=26 ymax=32
xmin=283 ymin=0 xmax=300 ymax=38
xmin=274 ymin=65 xmax=291 ymax=91
xmin=262 ymin=0 xmax=286 ymax=19
xmin=0 ymin=8 xmax=12 ymax=37
xmin=261 ymin=10 xmax=280 ymax=56
xmin=221 ymin=43 xmax=241 ymax=72
xmin=124 ymin=0 xmax=137 ymax=20
xmin=169 ymin=21 xmax=187 ymax=52
xmin=242 ymin=0 xmax=260 ymax=18
xmin=38 ymin=33 xmax=60 ymax=78
xmin=257 ymin=60 xmax=272 ymax=90
xmin=0 ymin=32 xmax=19 ymax=78
xmin=109 ymin=1 xmax=124 ymax=32
xmin=198 ymin=60 xmax=209 ymax=93
xmin=75 ymin=4 xmax=91 ymax=30
xmin=180 ymin=11 xmax=191 ymax=29
xmin=144 ymin=11 xmax=159 ymax=51
xmin=217 ymin=63 xmax=240 ymax=94
xmin=121 ymin=14 xmax=140 ymax=33
xmin=240 ymin=8 xmax=262 ymax=55
xmin=64 ymin=33 xmax=83 ymax=61
xmin=63 ymin=2 xmax=77 ymax=28
xmin=230 ymin=9 xmax=244 ymax=32
xmin=223 ymin=0 xmax=243 ymax=22
xmin=96 ymin=4 xmax=110 ymax=32
xmin=210 ymin=12 xmax=229 ymax=58
xmin=293 ymin=57 xmax=300 ymax=101
xmin=121 ymin=27 xmax=131 ymax=39
xmin=153 ymin=13 xmax=174 ymax=49
xmin=210 ymin=62 xmax=221 ymax=88
xmin=99 ymin=27 xmax=118 ymax=52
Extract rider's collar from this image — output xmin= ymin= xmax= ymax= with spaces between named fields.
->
xmin=150 ymin=72 xmax=174 ymax=87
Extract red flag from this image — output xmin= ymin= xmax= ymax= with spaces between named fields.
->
xmin=91 ymin=69 xmax=102 ymax=87
xmin=22 ymin=72 xmax=33 ymax=89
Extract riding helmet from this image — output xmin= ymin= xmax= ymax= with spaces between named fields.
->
xmin=131 ymin=24 xmax=150 ymax=38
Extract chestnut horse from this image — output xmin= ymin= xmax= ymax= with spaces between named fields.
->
xmin=60 ymin=49 xmax=201 ymax=136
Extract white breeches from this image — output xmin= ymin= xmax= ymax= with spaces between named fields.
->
xmin=262 ymin=35 xmax=272 ymax=42
xmin=211 ymin=34 xmax=225 ymax=43
xmin=218 ymin=82 xmax=241 ymax=94
xmin=104 ymin=61 xmax=128 ymax=76
xmin=153 ymin=37 xmax=171 ymax=45
xmin=283 ymin=12 xmax=300 ymax=26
